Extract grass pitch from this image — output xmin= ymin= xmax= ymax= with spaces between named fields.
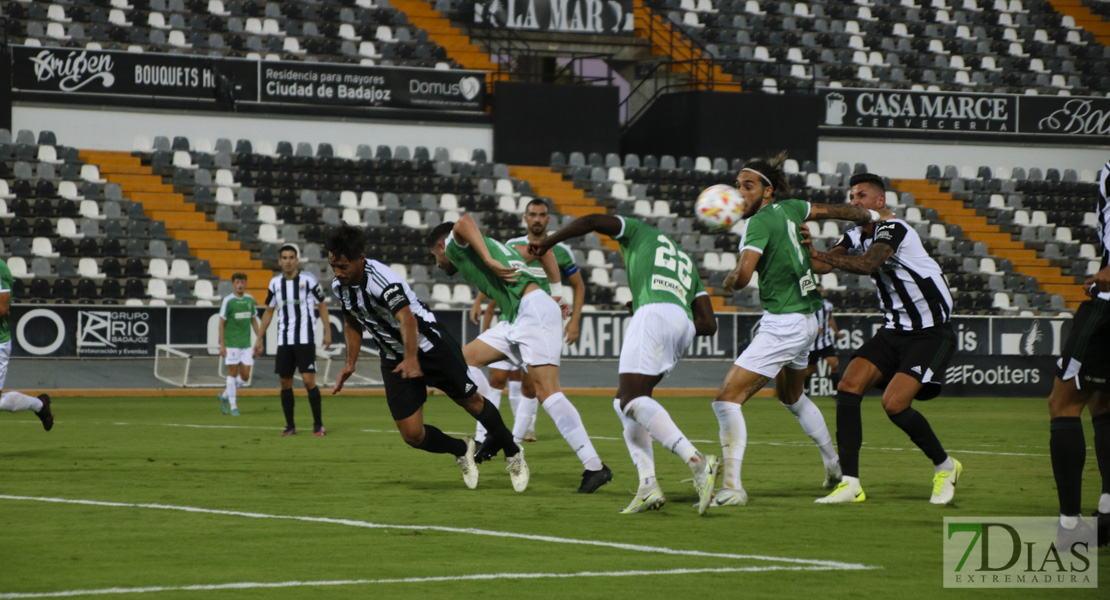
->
xmin=1 ymin=392 xmax=1106 ymax=599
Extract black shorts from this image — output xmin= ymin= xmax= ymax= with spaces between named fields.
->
xmin=274 ymin=344 xmax=317 ymax=377
xmin=808 ymin=345 xmax=837 ymax=365
xmin=380 ymin=339 xmax=478 ymax=421
xmin=1056 ymin=298 xmax=1110 ymax=391
xmin=853 ymin=324 xmax=956 ymax=400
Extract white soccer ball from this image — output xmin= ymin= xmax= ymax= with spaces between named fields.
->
xmin=695 ymin=184 xmax=745 ymax=232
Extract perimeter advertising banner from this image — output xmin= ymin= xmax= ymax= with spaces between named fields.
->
xmin=473 ymin=0 xmax=634 ymax=35
xmin=9 ymin=45 xmax=485 ymax=112
xmin=7 ymin=306 xmax=1073 ymax=396
xmin=818 ymin=87 xmax=1110 ymax=141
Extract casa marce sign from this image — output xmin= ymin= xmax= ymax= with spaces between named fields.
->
xmin=819 ymin=86 xmax=1110 ymax=140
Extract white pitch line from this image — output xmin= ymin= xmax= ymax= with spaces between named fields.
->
xmin=0 ymin=566 xmax=856 ymax=599
xmin=0 ymin=495 xmax=877 ymax=572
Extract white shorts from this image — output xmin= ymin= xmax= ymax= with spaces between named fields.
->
xmin=0 ymin=341 xmax=9 ymax=390
xmin=224 ymin=347 xmax=254 ymax=367
xmin=488 ymin=359 xmax=520 ymax=371
xmin=478 ymin=291 xmax=563 ymax=368
xmin=619 ymin=303 xmax=695 ymax=377
xmin=735 ymin=312 xmax=818 ymax=378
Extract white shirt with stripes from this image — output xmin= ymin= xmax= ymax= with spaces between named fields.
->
xmin=810 ymin=298 xmax=836 ymax=351
xmin=836 ymin=218 xmax=953 ymax=330
xmin=265 ymin=270 xmax=326 ymax=346
xmin=1094 ymin=161 xmax=1109 ymax=301
xmin=331 ymin=259 xmax=442 ymax=362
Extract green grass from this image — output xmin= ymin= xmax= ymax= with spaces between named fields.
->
xmin=1 ymin=393 xmax=1106 ymax=598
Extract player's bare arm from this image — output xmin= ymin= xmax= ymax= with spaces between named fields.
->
xmin=452 ymin=215 xmax=518 ymax=282
xmin=532 ymin=213 xmax=622 ymax=256
xmin=1085 ymin=264 xmax=1110 ymax=296
xmin=723 ymin=249 xmax=760 ymax=293
xmin=0 ymin=289 xmax=10 ymax=320
xmin=393 ymin=306 xmax=424 ymax=380
xmin=565 ymin=270 xmax=586 ymax=344
xmin=469 ymin=292 xmax=487 ymax=325
xmin=481 ymin=297 xmax=497 ymax=332
xmin=218 ymin=318 xmax=227 ymax=357
xmin=318 ymin=300 xmax=331 ymax=350
xmin=333 ymin=314 xmax=364 ymax=394
xmin=813 ymin=243 xmax=894 ymax=275
xmin=692 ymin=294 xmax=717 ymax=337
xmin=808 ymin=203 xmax=887 ymax=224
xmin=254 ymin=306 xmax=275 ymax=356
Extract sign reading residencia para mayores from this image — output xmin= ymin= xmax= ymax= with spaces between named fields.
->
xmin=817 ymin=87 xmax=1110 ymax=139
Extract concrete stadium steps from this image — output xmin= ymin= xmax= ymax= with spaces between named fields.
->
xmin=892 ymin=178 xmax=1088 ymax=308
xmin=78 ymin=149 xmax=268 ymax=301
xmin=1048 ymin=0 xmax=1110 ymax=45
xmin=632 ymin=0 xmax=740 ymax=90
xmin=391 ymin=0 xmax=505 ymax=82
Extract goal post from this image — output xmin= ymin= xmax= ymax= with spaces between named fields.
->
xmin=154 ymin=343 xmax=383 ymax=388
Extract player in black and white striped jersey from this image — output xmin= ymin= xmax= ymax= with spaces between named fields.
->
xmin=255 ymin=244 xmax=331 ymax=436
xmin=804 ymin=287 xmax=841 ymax=392
xmin=325 ymin=224 xmax=528 ymax=492
xmin=808 ymin=173 xmax=961 ymax=505
xmin=1050 ymin=160 xmax=1110 ymax=548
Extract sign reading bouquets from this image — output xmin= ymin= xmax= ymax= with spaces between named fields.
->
xmin=258 ymin=62 xmax=484 ymax=110
xmin=473 ymin=0 xmax=633 ymax=35
xmin=11 ymin=45 xmax=257 ymax=100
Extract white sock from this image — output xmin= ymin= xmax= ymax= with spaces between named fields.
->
xmin=0 ymin=391 xmax=42 ymax=413
xmin=507 ymin=381 xmax=522 ymax=417
xmin=713 ymin=400 xmax=747 ymax=490
xmin=467 ymin=367 xmax=500 ymax=443
xmin=936 ymin=457 xmax=955 ymax=473
xmin=1098 ymin=493 xmax=1110 ymax=514
xmin=624 ymin=396 xmax=698 ymax=468
xmin=782 ymin=394 xmax=838 ymax=470
xmin=842 ymin=475 xmax=860 ymax=487
xmin=1059 ymin=514 xmax=1078 ymax=529
xmin=614 ymin=399 xmax=655 ymax=485
xmin=514 ymin=396 xmax=539 ymax=440
xmin=527 ymin=410 xmax=537 ymax=435
xmin=543 ymin=392 xmax=602 ymax=471
xmin=225 ymin=376 xmax=238 ymax=410
xmin=236 ymin=376 xmax=245 ymax=388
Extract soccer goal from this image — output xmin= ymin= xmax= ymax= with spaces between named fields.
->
xmin=306 ymin=343 xmax=383 ymax=388
xmin=154 ymin=344 xmax=256 ymax=388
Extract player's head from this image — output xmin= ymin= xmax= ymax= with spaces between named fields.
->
xmin=231 ymin=272 xmax=247 ymax=295
xmin=524 ymin=198 xmax=551 ymax=237
xmin=325 ymin=223 xmax=368 ymax=287
xmin=848 ymin=173 xmax=886 ymax=211
xmin=278 ymin=243 xmax=300 ymax=276
xmin=425 ymin=222 xmax=458 ymax=276
xmin=735 ymin=151 xmax=791 ymax=219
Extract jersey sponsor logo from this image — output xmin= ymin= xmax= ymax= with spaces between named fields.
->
xmin=232 ymin=311 xmax=253 ymax=319
xmin=875 ymin=228 xmax=894 ymax=241
xmin=382 ymin=284 xmax=407 ymax=311
xmin=650 ymin=274 xmax=687 ymax=300
xmin=799 ymin=273 xmax=817 ymax=295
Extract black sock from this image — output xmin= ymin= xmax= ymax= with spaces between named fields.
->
xmin=836 ymin=391 xmax=863 ymax=478
xmin=308 ymin=387 xmax=322 ymax=428
xmin=472 ymin=398 xmax=519 ymax=457
xmin=888 ymin=407 xmax=948 ymax=466
xmin=1051 ymin=417 xmax=1085 ymax=516
xmin=1094 ymin=413 xmax=1110 ymax=497
xmin=280 ymin=388 xmax=295 ymax=428
xmin=417 ymin=424 xmax=468 ymax=456
xmin=831 ymin=370 xmax=842 ymax=392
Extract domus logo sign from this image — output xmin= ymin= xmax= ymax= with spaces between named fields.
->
xmin=459 ymin=76 xmax=481 ymax=101
xmin=28 ymin=49 xmax=116 ymax=92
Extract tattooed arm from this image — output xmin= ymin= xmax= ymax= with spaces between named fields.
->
xmin=808 ymin=203 xmax=889 ymax=225
xmin=811 ymin=243 xmax=893 ymax=275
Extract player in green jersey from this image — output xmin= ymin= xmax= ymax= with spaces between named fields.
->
xmin=470 ymin=199 xmax=587 ymax=445
xmin=428 ymin=216 xmax=612 ymax=493
xmin=714 ymin=152 xmax=878 ymax=506
xmin=0 ymin=259 xmax=53 ymax=430
xmin=218 ymin=273 xmax=261 ymax=416
xmin=534 ymin=214 xmax=722 ymax=515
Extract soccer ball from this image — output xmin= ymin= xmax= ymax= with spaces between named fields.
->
xmin=695 ymin=184 xmax=745 ymax=232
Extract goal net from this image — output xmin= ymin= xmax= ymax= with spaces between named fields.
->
xmin=154 ymin=344 xmax=382 ymax=388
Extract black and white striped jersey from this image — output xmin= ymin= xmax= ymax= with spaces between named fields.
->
xmin=265 ymin=270 xmax=326 ymax=346
xmin=835 ymin=218 xmax=953 ymax=330
xmin=1095 ymin=161 xmax=1109 ymax=301
xmin=331 ymin=259 xmax=443 ymax=362
xmin=810 ymin=298 xmax=836 ymax=351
